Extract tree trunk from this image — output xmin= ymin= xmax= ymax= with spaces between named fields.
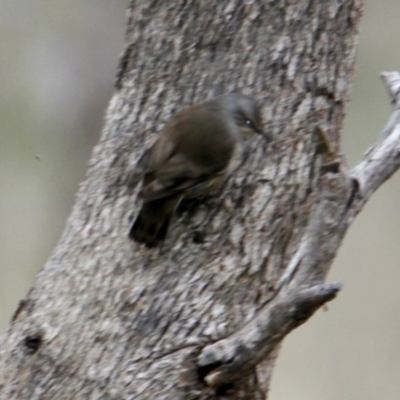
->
xmin=7 ymin=0 xmax=400 ymax=399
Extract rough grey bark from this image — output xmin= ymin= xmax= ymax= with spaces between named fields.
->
xmin=3 ymin=1 xmax=393 ymax=399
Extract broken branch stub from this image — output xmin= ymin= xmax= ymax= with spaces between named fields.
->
xmin=198 ymin=283 xmax=341 ymax=388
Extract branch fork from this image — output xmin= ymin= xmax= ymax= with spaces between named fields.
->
xmin=198 ymin=283 xmax=341 ymax=388
xmin=198 ymin=72 xmax=400 ymax=389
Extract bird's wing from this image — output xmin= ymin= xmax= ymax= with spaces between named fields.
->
xmin=127 ymin=133 xmax=175 ymax=188
xmin=140 ymin=153 xmax=224 ymax=201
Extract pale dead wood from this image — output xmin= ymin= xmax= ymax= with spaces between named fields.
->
xmin=198 ymin=282 xmax=341 ymax=388
xmin=351 ymin=72 xmax=400 ymax=199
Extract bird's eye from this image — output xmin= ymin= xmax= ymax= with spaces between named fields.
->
xmin=245 ymin=119 xmax=252 ymax=126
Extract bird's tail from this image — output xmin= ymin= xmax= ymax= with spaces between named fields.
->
xmin=129 ymin=196 xmax=181 ymax=247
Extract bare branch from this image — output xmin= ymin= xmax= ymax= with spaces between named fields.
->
xmin=198 ymin=283 xmax=341 ymax=389
xmin=351 ymin=71 xmax=400 ymax=201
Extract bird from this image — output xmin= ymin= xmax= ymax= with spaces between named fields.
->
xmin=128 ymin=93 xmax=266 ymax=247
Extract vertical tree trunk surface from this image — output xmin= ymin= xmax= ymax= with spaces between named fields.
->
xmin=0 ymin=1 xmax=367 ymax=399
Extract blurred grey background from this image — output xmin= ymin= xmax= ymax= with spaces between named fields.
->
xmin=0 ymin=1 xmax=399 ymax=399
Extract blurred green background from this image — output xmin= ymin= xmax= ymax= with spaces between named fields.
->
xmin=0 ymin=1 xmax=399 ymax=399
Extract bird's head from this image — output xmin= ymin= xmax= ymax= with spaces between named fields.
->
xmin=217 ymin=93 xmax=269 ymax=141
